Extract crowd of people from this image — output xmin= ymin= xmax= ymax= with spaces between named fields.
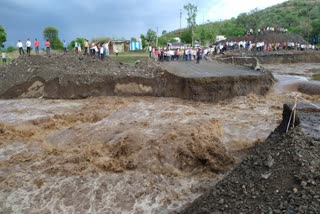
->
xmin=214 ymin=40 xmax=317 ymax=54
xmin=12 ymin=38 xmax=117 ymax=61
xmin=16 ymin=38 xmax=51 ymax=56
xmin=150 ymin=45 xmax=210 ymax=64
xmin=246 ymin=26 xmax=288 ymax=35
xmin=1 ymin=32 xmax=317 ymax=65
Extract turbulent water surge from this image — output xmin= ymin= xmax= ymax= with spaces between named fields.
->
xmin=0 ymin=93 xmax=290 ymax=213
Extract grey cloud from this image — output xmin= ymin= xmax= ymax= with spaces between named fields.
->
xmin=1 ymin=0 xmax=205 ymax=47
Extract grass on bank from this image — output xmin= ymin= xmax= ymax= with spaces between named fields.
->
xmin=0 ymin=50 xmax=19 ymax=65
xmin=312 ymin=73 xmax=320 ymax=81
xmin=110 ymin=52 xmax=148 ymax=64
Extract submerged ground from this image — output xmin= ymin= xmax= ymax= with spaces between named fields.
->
xmin=0 ymin=52 xmax=319 ymax=213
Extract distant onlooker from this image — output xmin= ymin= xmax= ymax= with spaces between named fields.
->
xmin=74 ymin=41 xmax=79 ymax=54
xmin=17 ymin=40 xmax=25 ymax=55
xmin=45 ymin=39 xmax=51 ymax=54
xmin=26 ymin=38 xmax=31 ymax=56
xmin=34 ymin=38 xmax=40 ymax=54
xmin=196 ymin=48 xmax=201 ymax=64
xmin=100 ymin=45 xmax=105 ymax=60
xmin=2 ymin=52 xmax=6 ymax=64
xmin=63 ymin=40 xmax=67 ymax=54
xmin=84 ymin=40 xmax=89 ymax=55
xmin=148 ymin=44 xmax=152 ymax=58
xmin=90 ymin=41 xmax=96 ymax=56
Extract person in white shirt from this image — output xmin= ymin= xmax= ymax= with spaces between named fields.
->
xmin=100 ymin=45 xmax=104 ymax=60
xmin=17 ymin=40 xmax=25 ymax=55
xmin=1 ymin=52 xmax=6 ymax=64
xmin=26 ymin=38 xmax=31 ymax=56
xmin=148 ymin=44 xmax=152 ymax=58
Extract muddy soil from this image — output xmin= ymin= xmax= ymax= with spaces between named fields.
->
xmin=0 ymin=53 xmax=273 ymax=102
xmin=182 ymin=105 xmax=320 ymax=213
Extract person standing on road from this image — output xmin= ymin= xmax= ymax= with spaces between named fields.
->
xmin=63 ymin=40 xmax=67 ymax=54
xmin=45 ymin=39 xmax=51 ymax=54
xmin=148 ymin=44 xmax=152 ymax=58
xmin=100 ymin=44 xmax=105 ymax=61
xmin=106 ymin=41 xmax=110 ymax=56
xmin=74 ymin=41 xmax=79 ymax=54
xmin=84 ymin=39 xmax=89 ymax=55
xmin=1 ymin=51 xmax=7 ymax=64
xmin=17 ymin=40 xmax=25 ymax=55
xmin=196 ymin=48 xmax=201 ymax=64
xmin=26 ymin=39 xmax=32 ymax=56
xmin=34 ymin=38 xmax=40 ymax=54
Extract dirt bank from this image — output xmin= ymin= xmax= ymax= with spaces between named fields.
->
xmin=218 ymin=51 xmax=320 ymax=65
xmin=0 ymin=53 xmax=273 ymax=102
xmin=298 ymin=81 xmax=320 ymax=95
xmin=181 ymin=103 xmax=320 ymax=213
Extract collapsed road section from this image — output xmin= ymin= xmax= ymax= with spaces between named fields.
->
xmin=0 ymin=54 xmax=273 ymax=101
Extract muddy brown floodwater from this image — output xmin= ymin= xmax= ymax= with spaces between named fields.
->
xmin=0 ymin=92 xmax=295 ymax=213
xmin=1 ymin=54 xmax=320 ymax=213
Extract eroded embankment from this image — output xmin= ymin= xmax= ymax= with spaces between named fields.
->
xmin=182 ymin=102 xmax=320 ymax=213
xmin=0 ymin=54 xmax=273 ymax=101
xmin=219 ymin=51 xmax=320 ymax=65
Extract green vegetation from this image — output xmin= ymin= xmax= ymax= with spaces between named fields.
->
xmin=43 ymin=26 xmax=63 ymax=50
xmin=0 ymin=50 xmax=18 ymax=65
xmin=184 ymin=3 xmax=198 ymax=46
xmin=0 ymin=26 xmax=7 ymax=49
xmin=68 ymin=38 xmax=86 ymax=50
xmin=140 ymin=29 xmax=157 ymax=48
xmin=5 ymin=46 xmax=17 ymax=53
xmin=312 ymin=73 xmax=320 ymax=81
xmin=110 ymin=52 xmax=148 ymax=64
xmin=161 ymin=0 xmax=320 ymax=45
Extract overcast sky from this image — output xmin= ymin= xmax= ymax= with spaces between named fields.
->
xmin=1 ymin=0 xmax=287 ymax=47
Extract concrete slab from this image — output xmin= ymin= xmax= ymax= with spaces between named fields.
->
xmin=161 ymin=61 xmax=264 ymax=78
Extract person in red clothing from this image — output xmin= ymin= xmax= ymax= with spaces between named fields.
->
xmin=45 ymin=39 xmax=51 ymax=54
xmin=34 ymin=38 xmax=40 ymax=54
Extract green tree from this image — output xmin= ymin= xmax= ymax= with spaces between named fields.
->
xmin=184 ymin=3 xmax=197 ymax=47
xmin=140 ymin=34 xmax=147 ymax=49
xmin=130 ymin=37 xmax=137 ymax=42
xmin=158 ymin=37 xmax=167 ymax=46
xmin=162 ymin=30 xmax=167 ymax=35
xmin=247 ymin=8 xmax=260 ymax=34
xmin=0 ymin=26 xmax=7 ymax=49
xmin=146 ymin=29 xmax=157 ymax=44
xmin=43 ymin=26 xmax=63 ymax=50
xmin=68 ymin=38 xmax=86 ymax=51
xmin=6 ymin=46 xmax=16 ymax=53
xmin=181 ymin=29 xmax=192 ymax=44
xmin=199 ymin=28 xmax=206 ymax=45
xmin=236 ymin=13 xmax=249 ymax=30
xmin=312 ymin=19 xmax=320 ymax=36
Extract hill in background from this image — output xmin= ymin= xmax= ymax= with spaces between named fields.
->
xmin=160 ymin=0 xmax=320 ymax=45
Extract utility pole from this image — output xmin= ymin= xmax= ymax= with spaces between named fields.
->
xmin=156 ymin=27 xmax=158 ymax=48
xmin=180 ymin=9 xmax=182 ymax=40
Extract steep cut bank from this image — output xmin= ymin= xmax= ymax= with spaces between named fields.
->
xmin=181 ymin=103 xmax=320 ymax=213
xmin=0 ymin=54 xmax=273 ymax=102
xmin=218 ymin=51 xmax=320 ymax=66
